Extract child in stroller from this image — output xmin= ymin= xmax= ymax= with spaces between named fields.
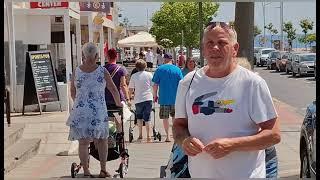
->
xmin=71 ymin=110 xmax=129 ymax=178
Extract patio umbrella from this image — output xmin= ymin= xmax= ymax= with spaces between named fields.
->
xmin=118 ymin=31 xmax=158 ymax=47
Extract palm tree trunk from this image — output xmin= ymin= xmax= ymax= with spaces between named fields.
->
xmin=234 ymin=2 xmax=254 ymax=69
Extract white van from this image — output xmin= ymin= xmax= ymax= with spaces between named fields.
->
xmin=256 ymin=48 xmax=276 ymax=67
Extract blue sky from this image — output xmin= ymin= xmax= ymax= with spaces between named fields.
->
xmin=118 ymin=1 xmax=316 ymax=34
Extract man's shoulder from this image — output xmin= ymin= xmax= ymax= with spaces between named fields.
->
xmin=179 ymin=69 xmax=198 ymax=87
xmin=237 ymin=66 xmax=264 ymax=84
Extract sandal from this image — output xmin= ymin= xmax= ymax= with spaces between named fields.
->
xmin=98 ymin=170 xmax=111 ymax=178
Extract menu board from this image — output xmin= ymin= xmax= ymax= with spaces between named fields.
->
xmin=29 ymin=51 xmax=59 ymax=103
xmin=23 ymin=50 xmax=61 ymax=114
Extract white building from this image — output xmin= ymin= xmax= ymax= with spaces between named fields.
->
xmin=4 ymin=1 xmax=119 ymax=113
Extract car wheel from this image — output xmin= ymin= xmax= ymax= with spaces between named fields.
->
xmin=300 ymin=147 xmax=311 ymax=178
xmin=298 ymin=69 xmax=302 ymax=77
xmin=293 ymin=71 xmax=296 ymax=77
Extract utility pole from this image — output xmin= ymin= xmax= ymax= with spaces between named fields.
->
xmin=280 ymin=2 xmax=284 ymax=51
xmin=199 ymin=2 xmax=204 ymax=67
xmin=147 ymin=8 xmax=149 ymax=30
xmin=263 ymin=2 xmax=266 ymax=46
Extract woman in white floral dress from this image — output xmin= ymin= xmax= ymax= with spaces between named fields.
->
xmin=66 ymin=42 xmax=122 ymax=178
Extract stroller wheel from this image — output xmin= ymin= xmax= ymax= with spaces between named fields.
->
xmin=157 ymin=132 xmax=161 ymax=141
xmin=129 ymin=132 xmax=133 ymax=143
xmin=71 ymin=162 xmax=78 ymax=178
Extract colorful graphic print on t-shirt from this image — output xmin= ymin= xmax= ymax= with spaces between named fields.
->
xmin=192 ymin=92 xmax=234 ymax=115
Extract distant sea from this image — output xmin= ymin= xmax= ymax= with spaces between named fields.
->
xmin=254 ymin=34 xmax=316 ymax=48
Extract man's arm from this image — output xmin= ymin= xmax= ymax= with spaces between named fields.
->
xmin=172 ymin=118 xmax=191 ymax=146
xmin=229 ymin=118 xmax=281 ymax=151
xmin=152 ymin=84 xmax=158 ymax=102
xmin=203 ymin=118 xmax=281 ymax=159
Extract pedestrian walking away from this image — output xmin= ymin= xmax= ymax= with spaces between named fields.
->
xmin=145 ymin=48 xmax=154 ymax=71
xmin=128 ymin=59 xmax=154 ymax=142
xmin=152 ymin=53 xmax=183 ymax=142
xmin=66 ymin=42 xmax=122 ymax=178
xmin=104 ymin=48 xmax=131 ymax=133
xmin=173 ymin=21 xmax=281 ymax=178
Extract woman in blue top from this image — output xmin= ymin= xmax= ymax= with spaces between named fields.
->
xmin=181 ymin=57 xmax=197 ymax=77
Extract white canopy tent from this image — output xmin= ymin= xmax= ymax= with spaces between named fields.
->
xmin=118 ymin=31 xmax=158 ymax=47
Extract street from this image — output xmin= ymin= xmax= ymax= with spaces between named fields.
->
xmin=254 ymin=66 xmax=316 ymax=116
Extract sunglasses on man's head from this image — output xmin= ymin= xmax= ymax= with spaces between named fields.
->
xmin=206 ymin=21 xmax=234 ymax=31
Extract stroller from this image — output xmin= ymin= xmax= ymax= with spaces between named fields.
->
xmin=128 ymin=102 xmax=161 ymax=143
xmin=70 ymin=109 xmax=129 ymax=178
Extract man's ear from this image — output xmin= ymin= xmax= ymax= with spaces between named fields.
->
xmin=233 ymin=42 xmax=239 ymax=57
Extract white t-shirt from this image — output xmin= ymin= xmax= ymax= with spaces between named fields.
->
xmin=175 ymin=65 xmax=278 ymax=178
xmin=145 ymin=51 xmax=154 ymax=63
xmin=157 ymin=54 xmax=164 ymax=66
xmin=128 ymin=71 xmax=153 ymax=104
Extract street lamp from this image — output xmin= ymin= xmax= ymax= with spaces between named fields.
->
xmin=262 ymin=1 xmax=283 ymax=50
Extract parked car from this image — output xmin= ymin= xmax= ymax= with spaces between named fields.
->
xmin=314 ymin=62 xmax=316 ymax=78
xmin=275 ymin=52 xmax=289 ymax=72
xmin=285 ymin=51 xmax=304 ymax=74
xmin=291 ymin=53 xmax=316 ymax=77
xmin=256 ymin=48 xmax=276 ymax=67
xmin=254 ymin=47 xmax=264 ymax=65
xmin=300 ymin=100 xmax=316 ymax=178
xmin=266 ymin=50 xmax=280 ymax=70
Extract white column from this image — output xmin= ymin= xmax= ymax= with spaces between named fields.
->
xmin=64 ymin=14 xmax=72 ymax=113
xmin=99 ymin=27 xmax=105 ymax=65
xmin=88 ymin=14 xmax=93 ymax=43
xmin=108 ymin=27 xmax=112 ymax=48
xmin=6 ymin=2 xmax=17 ymax=112
xmin=75 ymin=18 xmax=82 ymax=65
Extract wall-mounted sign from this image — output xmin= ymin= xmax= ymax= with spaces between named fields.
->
xmin=79 ymin=1 xmax=110 ymax=14
xmin=30 ymin=2 xmax=69 ymax=9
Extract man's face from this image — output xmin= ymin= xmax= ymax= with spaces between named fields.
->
xmin=203 ymin=27 xmax=239 ymax=70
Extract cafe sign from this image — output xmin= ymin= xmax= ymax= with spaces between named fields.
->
xmin=30 ymin=2 xmax=69 ymax=9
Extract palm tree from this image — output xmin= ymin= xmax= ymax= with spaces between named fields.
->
xmin=234 ymin=2 xmax=254 ymax=68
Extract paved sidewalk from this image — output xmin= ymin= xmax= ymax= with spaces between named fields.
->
xmin=5 ymin=99 xmax=304 ymax=179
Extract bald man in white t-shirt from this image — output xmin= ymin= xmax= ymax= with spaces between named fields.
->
xmin=173 ymin=22 xmax=281 ymax=178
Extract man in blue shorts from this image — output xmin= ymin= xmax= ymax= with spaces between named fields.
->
xmin=152 ymin=53 xmax=183 ymax=142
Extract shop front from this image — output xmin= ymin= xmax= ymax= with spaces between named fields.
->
xmin=4 ymin=2 xmax=81 ymax=112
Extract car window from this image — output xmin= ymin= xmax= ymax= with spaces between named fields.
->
xmin=300 ymin=54 xmax=316 ymax=62
xmin=270 ymin=52 xmax=280 ymax=58
xmin=262 ymin=49 xmax=275 ymax=54
xmin=282 ymin=54 xmax=288 ymax=59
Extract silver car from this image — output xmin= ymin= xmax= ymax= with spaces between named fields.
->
xmin=285 ymin=51 xmax=305 ymax=74
xmin=292 ymin=53 xmax=316 ymax=77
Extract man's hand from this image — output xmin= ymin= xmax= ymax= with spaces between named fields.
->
xmin=182 ymin=137 xmax=205 ymax=156
xmin=153 ymin=96 xmax=158 ymax=103
xmin=203 ymin=138 xmax=234 ymax=159
xmin=127 ymin=100 xmax=132 ymax=107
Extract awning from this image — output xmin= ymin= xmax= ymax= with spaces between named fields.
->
xmin=117 ymin=31 xmax=158 ymax=47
